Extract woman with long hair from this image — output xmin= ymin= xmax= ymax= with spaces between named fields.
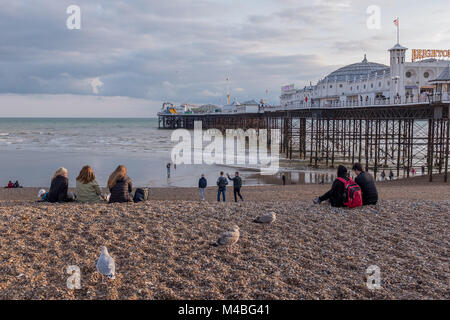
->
xmin=75 ymin=165 xmax=105 ymax=203
xmin=107 ymin=165 xmax=133 ymax=203
xmin=48 ymin=167 xmax=72 ymax=203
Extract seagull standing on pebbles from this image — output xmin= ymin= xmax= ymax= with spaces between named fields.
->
xmin=210 ymin=225 xmax=240 ymax=253
xmin=96 ymin=246 xmax=116 ymax=281
xmin=253 ymin=212 xmax=277 ymax=224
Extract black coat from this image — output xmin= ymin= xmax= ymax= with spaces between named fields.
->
xmin=228 ymin=176 xmax=242 ymax=188
xmin=355 ymin=172 xmax=378 ymax=205
xmin=198 ymin=177 xmax=207 ymax=189
xmin=319 ymin=177 xmax=349 ymax=207
xmin=109 ymin=176 xmax=133 ymax=203
xmin=48 ymin=175 xmax=69 ymax=203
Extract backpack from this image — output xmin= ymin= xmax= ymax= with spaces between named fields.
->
xmin=337 ymin=177 xmax=362 ymax=208
xmin=133 ymin=188 xmax=149 ymax=203
xmin=218 ymin=177 xmax=228 ymax=189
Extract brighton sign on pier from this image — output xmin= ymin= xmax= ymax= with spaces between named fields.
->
xmin=412 ymin=49 xmax=450 ymax=62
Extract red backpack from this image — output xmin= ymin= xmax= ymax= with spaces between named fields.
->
xmin=337 ymin=177 xmax=363 ymax=208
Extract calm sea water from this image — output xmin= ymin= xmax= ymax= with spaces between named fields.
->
xmin=0 ymin=118 xmax=334 ymax=188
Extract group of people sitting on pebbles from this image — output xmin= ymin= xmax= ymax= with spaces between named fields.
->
xmin=38 ymin=165 xmax=138 ymax=204
xmin=35 ymin=162 xmax=378 ymax=208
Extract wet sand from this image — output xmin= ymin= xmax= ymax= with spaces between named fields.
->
xmin=0 ymin=175 xmax=448 ymax=300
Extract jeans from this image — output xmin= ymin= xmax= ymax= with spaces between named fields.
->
xmin=199 ymin=188 xmax=205 ymax=200
xmin=233 ymin=187 xmax=243 ymax=202
xmin=217 ymin=188 xmax=226 ymax=202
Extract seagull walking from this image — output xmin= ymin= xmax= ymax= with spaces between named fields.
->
xmin=96 ymin=246 xmax=116 ymax=281
xmin=210 ymin=225 xmax=240 ymax=253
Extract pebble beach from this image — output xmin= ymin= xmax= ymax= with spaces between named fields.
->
xmin=0 ymin=175 xmax=448 ymax=300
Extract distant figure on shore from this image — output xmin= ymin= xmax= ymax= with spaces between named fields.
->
xmin=227 ymin=172 xmax=243 ymax=203
xmin=381 ymin=170 xmax=386 ymax=181
xmin=198 ymin=174 xmax=207 ymax=201
xmin=217 ymin=172 xmax=228 ymax=202
xmin=107 ymin=165 xmax=133 ymax=203
xmin=411 ymin=167 xmax=416 ymax=176
xmin=48 ymin=167 xmax=74 ymax=203
xmin=76 ymin=165 xmax=105 ymax=203
xmin=320 ymin=174 xmax=325 ymax=185
xmin=313 ymin=165 xmax=352 ymax=207
xmin=6 ymin=181 xmax=13 ymax=188
xmin=13 ymin=181 xmax=23 ymax=188
xmin=282 ymin=174 xmax=286 ymax=185
xmin=166 ymin=163 xmax=171 ymax=178
xmin=352 ymin=163 xmax=378 ymax=206
xmin=389 ymin=170 xmax=394 ymax=181
xmin=421 ymin=166 xmax=425 ymax=176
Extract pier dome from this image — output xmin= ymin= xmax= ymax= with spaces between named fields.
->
xmin=323 ymin=55 xmax=389 ymax=82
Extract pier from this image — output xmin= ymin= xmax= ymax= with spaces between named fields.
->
xmin=158 ymin=100 xmax=450 ymax=182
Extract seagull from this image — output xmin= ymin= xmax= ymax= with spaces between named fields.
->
xmin=96 ymin=246 xmax=116 ymax=281
xmin=253 ymin=212 xmax=277 ymax=224
xmin=210 ymin=225 xmax=240 ymax=253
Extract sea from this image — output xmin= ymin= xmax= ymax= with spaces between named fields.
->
xmin=0 ymin=118 xmax=334 ymax=188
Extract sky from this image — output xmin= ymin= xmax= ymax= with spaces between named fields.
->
xmin=0 ymin=0 xmax=449 ymax=117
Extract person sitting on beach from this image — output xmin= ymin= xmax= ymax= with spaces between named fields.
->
xmin=198 ymin=174 xmax=207 ymax=201
xmin=216 ymin=172 xmax=228 ymax=202
xmin=13 ymin=180 xmax=23 ymax=188
xmin=313 ymin=165 xmax=349 ymax=207
xmin=107 ymin=165 xmax=133 ymax=203
xmin=6 ymin=181 xmax=13 ymax=188
xmin=75 ymin=165 xmax=105 ymax=203
xmin=48 ymin=167 xmax=74 ymax=203
xmin=352 ymin=163 xmax=378 ymax=206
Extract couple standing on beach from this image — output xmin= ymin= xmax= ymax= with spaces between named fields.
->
xmin=198 ymin=171 xmax=244 ymax=203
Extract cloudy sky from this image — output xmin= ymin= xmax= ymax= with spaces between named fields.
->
xmin=0 ymin=0 xmax=449 ymax=117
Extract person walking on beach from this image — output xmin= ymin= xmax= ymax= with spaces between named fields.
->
xmin=313 ymin=165 xmax=350 ymax=207
xmin=227 ymin=172 xmax=243 ymax=203
xmin=75 ymin=165 xmax=105 ymax=203
xmin=381 ymin=170 xmax=386 ymax=181
xmin=217 ymin=172 xmax=228 ymax=202
xmin=198 ymin=174 xmax=207 ymax=201
xmin=48 ymin=167 xmax=74 ymax=203
xmin=389 ymin=170 xmax=394 ymax=181
xmin=282 ymin=174 xmax=286 ymax=185
xmin=107 ymin=165 xmax=133 ymax=203
xmin=166 ymin=163 xmax=171 ymax=178
xmin=421 ymin=165 xmax=425 ymax=176
xmin=352 ymin=163 xmax=378 ymax=206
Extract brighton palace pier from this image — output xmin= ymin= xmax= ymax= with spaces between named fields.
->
xmin=159 ymin=42 xmax=450 ymax=182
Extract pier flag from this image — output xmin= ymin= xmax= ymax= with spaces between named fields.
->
xmin=393 ymin=18 xmax=399 ymax=26
xmin=393 ymin=17 xmax=400 ymax=43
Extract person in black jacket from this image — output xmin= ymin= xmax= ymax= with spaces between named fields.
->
xmin=227 ymin=172 xmax=243 ymax=202
xmin=107 ymin=165 xmax=133 ymax=203
xmin=352 ymin=163 xmax=378 ymax=205
xmin=198 ymin=174 xmax=207 ymax=201
xmin=313 ymin=165 xmax=349 ymax=207
xmin=48 ymin=167 xmax=73 ymax=203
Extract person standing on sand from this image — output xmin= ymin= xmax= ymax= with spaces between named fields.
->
xmin=166 ymin=163 xmax=171 ymax=178
xmin=313 ymin=165 xmax=349 ymax=207
xmin=75 ymin=165 xmax=105 ymax=203
xmin=198 ymin=174 xmax=207 ymax=201
xmin=48 ymin=167 xmax=73 ymax=203
xmin=107 ymin=165 xmax=133 ymax=203
xmin=227 ymin=172 xmax=243 ymax=203
xmin=282 ymin=174 xmax=286 ymax=185
xmin=381 ymin=170 xmax=386 ymax=181
xmin=217 ymin=172 xmax=228 ymax=202
xmin=389 ymin=170 xmax=394 ymax=181
xmin=352 ymin=163 xmax=378 ymax=206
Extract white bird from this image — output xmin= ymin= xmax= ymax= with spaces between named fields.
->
xmin=96 ymin=246 xmax=116 ymax=281
xmin=210 ymin=225 xmax=240 ymax=253
xmin=253 ymin=212 xmax=277 ymax=224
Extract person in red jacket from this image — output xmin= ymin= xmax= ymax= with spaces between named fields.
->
xmin=7 ymin=181 xmax=14 ymax=188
